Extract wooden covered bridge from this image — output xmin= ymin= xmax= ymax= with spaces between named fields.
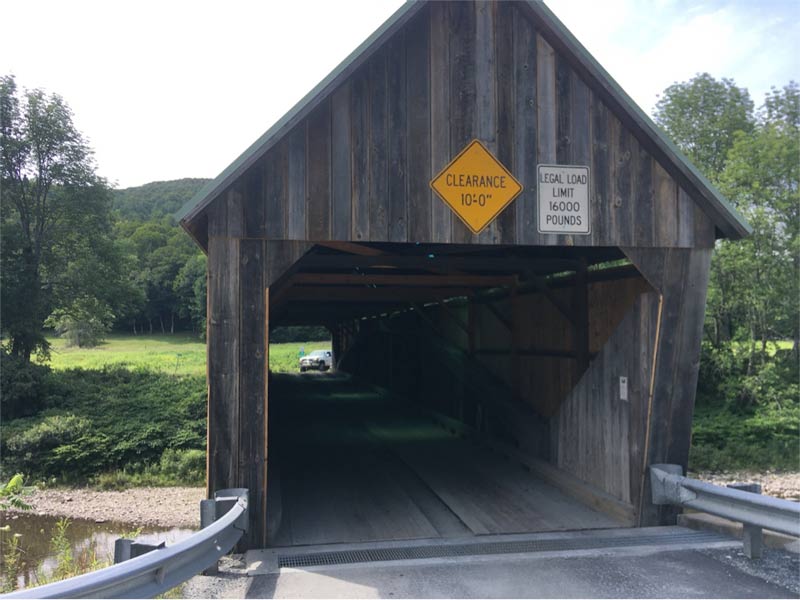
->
xmin=177 ymin=0 xmax=749 ymax=550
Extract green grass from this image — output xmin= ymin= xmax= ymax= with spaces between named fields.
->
xmin=45 ymin=334 xmax=206 ymax=376
xmin=44 ymin=334 xmax=331 ymax=375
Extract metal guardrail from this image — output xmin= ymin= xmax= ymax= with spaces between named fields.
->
xmin=650 ymin=464 xmax=800 ymax=558
xmin=4 ymin=488 xmax=248 ymax=599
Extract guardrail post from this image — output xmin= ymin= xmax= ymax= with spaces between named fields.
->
xmin=113 ymin=539 xmax=132 ymax=564
xmin=728 ymin=483 xmax=764 ymax=559
xmin=742 ymin=524 xmax=763 ymax=559
xmin=200 ymin=499 xmax=220 ymax=575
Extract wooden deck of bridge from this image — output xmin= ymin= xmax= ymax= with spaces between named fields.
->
xmin=266 ymin=373 xmax=622 ymax=547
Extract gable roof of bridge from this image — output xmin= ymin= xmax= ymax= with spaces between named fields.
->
xmin=177 ymin=0 xmax=750 ymax=244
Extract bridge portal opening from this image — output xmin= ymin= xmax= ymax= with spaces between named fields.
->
xmin=263 ymin=242 xmax=656 ymax=547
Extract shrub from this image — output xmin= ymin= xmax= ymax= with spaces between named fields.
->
xmin=4 ymin=415 xmax=110 ymax=480
xmin=0 ymin=350 xmax=54 ymax=419
xmin=45 ymin=297 xmax=114 ymax=348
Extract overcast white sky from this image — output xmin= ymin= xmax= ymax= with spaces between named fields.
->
xmin=1 ymin=0 xmax=798 ymax=189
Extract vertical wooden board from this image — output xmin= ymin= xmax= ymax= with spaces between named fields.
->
xmin=350 ymin=68 xmax=370 ymax=242
xmin=331 ymin=83 xmax=352 ymax=241
xmin=226 ymin=186 xmax=244 ymax=238
xmin=591 ymin=93 xmax=610 ymax=245
xmin=430 ymin=0 xmax=452 ymax=244
xmin=264 ymin=143 xmax=287 ymax=239
xmin=555 ymin=53 xmax=572 ymax=248
xmin=555 ymin=53 xmax=571 ymax=166
xmin=388 ymin=30 xmax=408 ymax=242
xmin=475 ymin=0 xmax=498 ymax=245
xmin=665 ymin=249 xmax=712 ymax=467
xmin=677 ymin=187 xmax=695 ymax=247
xmin=307 ymin=100 xmax=332 ymax=241
xmin=407 ymin=9 xmax=432 ymax=243
xmin=634 ymin=149 xmax=655 ymax=247
xmin=494 ymin=0 xmax=516 ymax=244
xmin=628 ymin=293 xmax=653 ymax=511
xmin=243 ymin=163 xmax=266 ymax=238
xmin=535 ymin=33 xmax=556 ymax=246
xmin=369 ymin=49 xmax=389 ymax=240
xmin=512 ymin=10 xmax=537 ymax=244
xmin=613 ymin=118 xmax=634 ymax=246
xmin=640 ymin=249 xmax=688 ymax=525
xmin=207 ymin=237 xmax=240 ymax=497
xmin=449 ymin=0 xmax=476 ymax=244
xmin=238 ymin=239 xmax=266 ymax=547
xmin=694 ymin=203 xmax=716 ymax=248
xmin=207 ymin=199 xmax=227 ymax=238
xmin=654 ymin=162 xmax=678 ymax=246
xmin=287 ymin=123 xmax=307 ymax=240
xmin=570 ymin=72 xmax=592 ymax=246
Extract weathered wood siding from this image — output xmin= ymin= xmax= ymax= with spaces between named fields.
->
xmin=207 ymin=2 xmax=715 ymax=249
xmin=206 ymin=231 xmax=312 ymax=548
xmin=552 ymin=291 xmax=660 ymax=510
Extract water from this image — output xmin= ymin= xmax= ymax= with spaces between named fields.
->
xmin=1 ymin=512 xmax=195 ymax=590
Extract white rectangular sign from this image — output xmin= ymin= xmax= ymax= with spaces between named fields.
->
xmin=537 ymin=164 xmax=591 ymax=235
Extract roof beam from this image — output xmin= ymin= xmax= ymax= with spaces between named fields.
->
xmin=289 ymin=272 xmax=517 ymax=288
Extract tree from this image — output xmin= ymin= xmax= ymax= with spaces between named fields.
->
xmin=654 ymin=73 xmax=755 ymax=178
xmin=716 ymin=83 xmax=799 ymax=357
xmin=655 ymin=76 xmax=799 ymax=371
xmin=0 ymin=75 xmax=126 ymax=359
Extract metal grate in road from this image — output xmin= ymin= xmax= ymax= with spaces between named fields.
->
xmin=278 ymin=530 xmax=729 ymax=569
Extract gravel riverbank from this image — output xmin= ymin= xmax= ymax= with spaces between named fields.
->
xmin=9 ymin=486 xmax=205 ymax=528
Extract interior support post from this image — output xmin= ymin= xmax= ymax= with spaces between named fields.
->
xmin=574 ymin=257 xmax=590 ymax=374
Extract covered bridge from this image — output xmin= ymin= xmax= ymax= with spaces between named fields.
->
xmin=177 ymin=0 xmax=749 ymax=550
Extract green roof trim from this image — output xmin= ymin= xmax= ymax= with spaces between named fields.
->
xmin=176 ymin=0 xmax=424 ymax=224
xmin=179 ymin=0 xmax=751 ymax=240
xmin=523 ymin=0 xmax=751 ymax=239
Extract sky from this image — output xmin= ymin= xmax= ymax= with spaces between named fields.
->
xmin=1 ymin=0 xmax=798 ymax=190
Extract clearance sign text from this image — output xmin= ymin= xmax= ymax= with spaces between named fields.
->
xmin=430 ymin=140 xmax=522 ymax=235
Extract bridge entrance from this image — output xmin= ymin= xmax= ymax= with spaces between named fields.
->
xmin=177 ymin=0 xmax=747 ymax=549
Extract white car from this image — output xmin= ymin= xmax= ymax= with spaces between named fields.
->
xmin=299 ymin=349 xmax=333 ymax=372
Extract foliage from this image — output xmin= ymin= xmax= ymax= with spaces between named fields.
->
xmin=4 ymin=414 xmax=111 ymax=480
xmin=45 ymin=297 xmax=115 ymax=348
xmin=654 ymin=73 xmax=754 ymax=177
xmin=270 ymin=326 xmax=330 ymax=344
xmin=112 ymin=178 xmax=208 ymax=221
xmin=0 ymin=75 xmax=133 ymax=361
xmin=691 ymin=342 xmax=799 ymax=472
xmin=93 ymin=448 xmax=205 ymax=490
xmin=0 ymin=349 xmax=54 ymax=418
xmin=1 ymin=533 xmax=23 ymax=593
xmin=1 ymin=367 xmax=206 ymax=483
xmin=656 ymin=77 xmax=799 ymax=352
xmin=0 ymin=474 xmax=31 ymax=511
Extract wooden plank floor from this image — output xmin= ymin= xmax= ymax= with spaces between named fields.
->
xmin=267 ymin=374 xmax=623 ymax=547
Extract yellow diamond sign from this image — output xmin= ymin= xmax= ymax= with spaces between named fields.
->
xmin=430 ymin=139 xmax=523 ymax=235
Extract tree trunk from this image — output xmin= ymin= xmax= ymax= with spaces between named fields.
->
xmin=159 ymin=315 xmax=165 ymax=334
xmin=148 ymin=319 xmax=153 ymax=334
xmin=170 ymin=312 xmax=175 ymax=334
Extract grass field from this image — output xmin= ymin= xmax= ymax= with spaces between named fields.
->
xmin=45 ymin=333 xmax=330 ymax=375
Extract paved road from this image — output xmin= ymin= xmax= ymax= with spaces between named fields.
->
xmin=183 ymin=540 xmax=799 ymax=598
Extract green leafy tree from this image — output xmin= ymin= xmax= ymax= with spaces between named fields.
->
xmin=1 ymin=75 xmax=128 ymax=358
xmin=716 ymin=83 xmax=799 ymax=358
xmin=654 ymin=73 xmax=755 ymax=178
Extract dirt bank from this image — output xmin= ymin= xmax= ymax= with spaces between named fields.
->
xmin=11 ymin=486 xmax=205 ymax=529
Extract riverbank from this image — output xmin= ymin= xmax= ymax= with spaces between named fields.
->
xmin=9 ymin=486 xmax=205 ymax=529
